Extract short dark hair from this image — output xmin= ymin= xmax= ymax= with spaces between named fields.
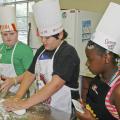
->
xmin=52 ymin=29 xmax=68 ymax=40
xmin=86 ymin=40 xmax=120 ymax=65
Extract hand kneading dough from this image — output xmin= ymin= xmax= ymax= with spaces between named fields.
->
xmin=0 ymin=99 xmax=26 ymax=115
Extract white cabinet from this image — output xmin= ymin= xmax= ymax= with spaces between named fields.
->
xmin=62 ymin=9 xmax=77 ymax=46
xmin=62 ymin=9 xmax=102 ymax=77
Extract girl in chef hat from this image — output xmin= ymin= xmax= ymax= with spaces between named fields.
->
xmin=77 ymin=2 xmax=120 ymax=120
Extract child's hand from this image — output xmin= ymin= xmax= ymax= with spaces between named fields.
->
xmin=76 ymin=108 xmax=96 ymax=120
xmin=76 ymin=99 xmax=97 ymax=120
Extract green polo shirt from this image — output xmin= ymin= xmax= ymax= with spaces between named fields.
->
xmin=0 ymin=41 xmax=34 ymax=75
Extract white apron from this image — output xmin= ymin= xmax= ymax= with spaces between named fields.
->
xmin=0 ymin=43 xmax=19 ymax=93
xmin=35 ymin=42 xmax=72 ymax=114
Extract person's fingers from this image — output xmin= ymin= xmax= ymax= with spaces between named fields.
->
xmin=0 ymin=85 xmax=6 ymax=92
xmin=0 ymin=86 xmax=2 ymax=91
xmin=0 ymin=83 xmax=6 ymax=89
xmin=4 ymin=97 xmax=20 ymax=107
xmin=4 ymin=103 xmax=17 ymax=111
xmin=78 ymin=99 xmax=85 ymax=109
xmin=3 ymin=100 xmax=14 ymax=109
xmin=0 ymin=83 xmax=8 ymax=92
xmin=0 ymin=79 xmax=13 ymax=91
xmin=4 ymin=100 xmax=24 ymax=111
xmin=1 ymin=75 xmax=8 ymax=81
xmin=5 ymin=107 xmax=12 ymax=112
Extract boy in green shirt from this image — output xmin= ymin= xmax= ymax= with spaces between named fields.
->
xmin=0 ymin=6 xmax=33 ymax=93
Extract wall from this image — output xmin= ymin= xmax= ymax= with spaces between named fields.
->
xmin=60 ymin=0 xmax=120 ymax=13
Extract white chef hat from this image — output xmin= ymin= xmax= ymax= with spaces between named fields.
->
xmin=91 ymin=2 xmax=120 ymax=55
xmin=0 ymin=6 xmax=17 ymax=32
xmin=32 ymin=0 xmax=63 ymax=36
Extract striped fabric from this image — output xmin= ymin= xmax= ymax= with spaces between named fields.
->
xmin=105 ymin=75 xmax=120 ymax=119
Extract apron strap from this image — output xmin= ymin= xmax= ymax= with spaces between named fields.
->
xmin=11 ymin=42 xmax=18 ymax=66
xmin=0 ymin=45 xmax=4 ymax=60
xmin=70 ymin=87 xmax=79 ymax=91
xmin=52 ymin=41 xmax=64 ymax=60
xmin=0 ymin=45 xmax=4 ymax=51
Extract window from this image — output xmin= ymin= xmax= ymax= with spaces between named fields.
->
xmin=2 ymin=0 xmax=35 ymax=44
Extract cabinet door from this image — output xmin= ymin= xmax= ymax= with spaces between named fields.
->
xmin=62 ymin=9 xmax=77 ymax=47
xmin=75 ymin=10 xmax=101 ymax=77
